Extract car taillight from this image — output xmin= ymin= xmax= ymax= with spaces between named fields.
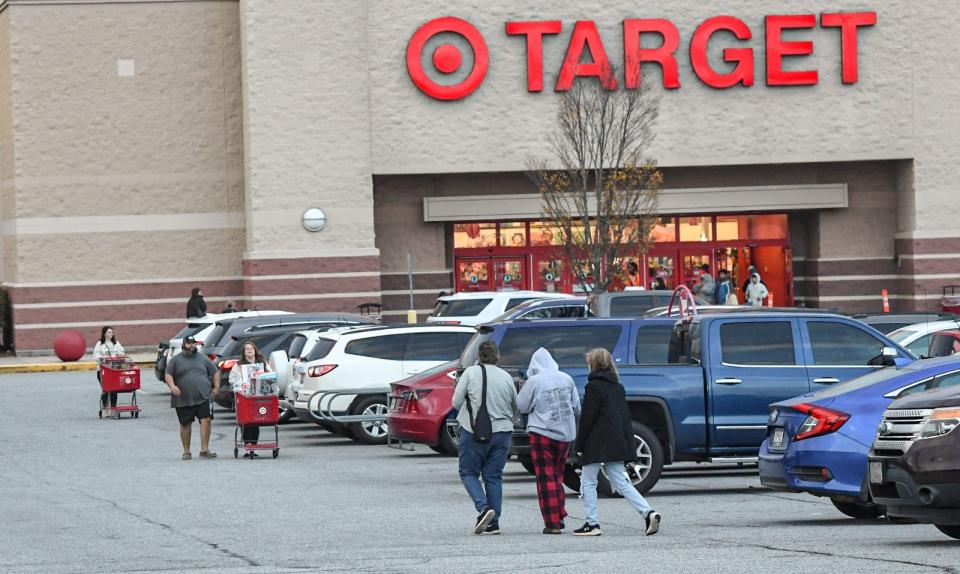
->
xmin=218 ymin=359 xmax=237 ymax=370
xmin=307 ymin=364 xmax=338 ymax=378
xmin=209 ymin=354 xmax=219 ymax=361
xmin=793 ymin=403 xmax=849 ymax=441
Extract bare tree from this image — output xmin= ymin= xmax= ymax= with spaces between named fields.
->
xmin=528 ymin=67 xmax=662 ymax=294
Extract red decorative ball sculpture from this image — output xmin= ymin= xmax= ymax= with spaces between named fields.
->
xmin=53 ymin=330 xmax=86 ymax=362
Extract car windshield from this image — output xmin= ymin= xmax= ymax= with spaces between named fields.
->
xmin=888 ymin=328 xmax=918 ymax=344
xmin=431 ymin=298 xmax=493 ymax=318
xmin=458 ymin=330 xmax=494 ymax=367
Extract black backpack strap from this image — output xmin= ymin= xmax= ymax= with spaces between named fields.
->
xmin=464 ymin=364 xmax=489 ymax=430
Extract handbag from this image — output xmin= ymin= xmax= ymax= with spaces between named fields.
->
xmin=465 ymin=364 xmax=493 ymax=443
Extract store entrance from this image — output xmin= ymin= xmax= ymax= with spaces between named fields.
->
xmin=455 ymin=256 xmax=528 ymax=292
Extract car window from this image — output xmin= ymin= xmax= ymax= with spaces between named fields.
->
xmin=459 ymin=330 xmax=494 ymax=367
xmin=288 ymin=335 xmax=308 ymax=360
xmin=888 ymin=329 xmax=917 ymax=344
xmin=635 ymin=324 xmax=674 ymax=364
xmin=305 ymin=339 xmax=337 ymax=362
xmin=498 ymin=325 xmax=622 ymax=367
xmin=457 ymin=332 xmax=474 ymax=353
xmin=173 ymin=322 xmax=208 ymax=340
xmin=719 ymin=321 xmax=795 ymax=365
xmin=432 ymin=299 xmax=493 ymax=317
xmin=896 ymin=377 xmax=936 ymax=398
xmin=933 ymin=371 xmax=960 ymax=390
xmin=405 ymin=332 xmax=462 ymax=361
xmin=345 ymin=333 xmax=409 ymax=361
xmin=928 ymin=334 xmax=960 ymax=358
xmin=609 ymin=295 xmax=656 ymax=317
xmin=505 ymin=298 xmax=539 ymax=311
xmin=807 ymin=321 xmax=885 ymax=366
xmin=204 ymin=323 xmax=232 ymax=348
xmin=519 ymin=305 xmax=586 ymax=319
xmin=906 ymin=334 xmax=933 ymax=357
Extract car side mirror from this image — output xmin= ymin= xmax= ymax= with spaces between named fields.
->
xmin=869 ymin=346 xmax=899 ymax=367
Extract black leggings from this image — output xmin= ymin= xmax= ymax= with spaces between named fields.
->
xmin=97 ymin=371 xmax=117 ymax=407
xmin=242 ymin=426 xmax=260 ymax=444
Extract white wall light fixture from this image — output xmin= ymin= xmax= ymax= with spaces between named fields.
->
xmin=302 ymin=208 xmax=327 ymax=232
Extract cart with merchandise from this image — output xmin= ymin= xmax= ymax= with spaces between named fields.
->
xmin=234 ymin=370 xmax=280 ymax=459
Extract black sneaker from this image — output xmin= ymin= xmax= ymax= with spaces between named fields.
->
xmin=474 ymin=507 xmax=496 ymax=535
xmin=573 ymin=523 xmax=601 ymax=536
xmin=560 ymin=521 xmax=566 ymax=530
xmin=645 ymin=511 xmax=661 ymax=536
xmin=483 ymin=523 xmax=501 ymax=535
xmin=542 ymin=527 xmax=562 ymax=535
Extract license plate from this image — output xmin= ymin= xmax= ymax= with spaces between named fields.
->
xmin=869 ymin=461 xmax=884 ymax=484
xmin=771 ymin=427 xmax=785 ymax=448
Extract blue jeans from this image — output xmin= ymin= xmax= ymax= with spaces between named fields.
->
xmin=458 ymin=430 xmax=511 ymax=523
xmin=581 ymin=462 xmax=653 ymax=526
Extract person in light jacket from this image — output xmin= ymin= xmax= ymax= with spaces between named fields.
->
xmin=517 ymin=348 xmax=581 ymax=534
xmin=745 ymin=272 xmax=769 ymax=306
xmin=574 ymin=348 xmax=661 ymax=537
xmin=93 ymin=326 xmax=125 ymax=417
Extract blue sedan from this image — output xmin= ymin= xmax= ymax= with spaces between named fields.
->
xmin=759 ymin=356 xmax=960 ymax=518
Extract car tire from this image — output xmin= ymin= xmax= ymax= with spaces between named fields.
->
xmin=435 ymin=419 xmax=459 ymax=456
xmin=830 ymin=497 xmax=884 ymax=519
xmin=348 ymin=396 xmax=390 ymax=445
xmin=278 ymin=407 xmax=295 ymax=425
xmin=517 ymin=454 xmax=536 ymax=475
xmin=935 ymin=524 xmax=960 ymax=539
xmin=562 ymin=422 xmax=664 ymax=497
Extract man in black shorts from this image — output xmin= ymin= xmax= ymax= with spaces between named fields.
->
xmin=164 ymin=336 xmax=221 ymax=460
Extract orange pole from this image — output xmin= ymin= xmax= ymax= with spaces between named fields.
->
xmin=882 ymin=289 xmax=890 ymax=313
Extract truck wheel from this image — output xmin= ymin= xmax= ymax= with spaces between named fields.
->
xmin=935 ymin=525 xmax=960 ymax=539
xmin=561 ymin=422 xmax=664 ymax=496
xmin=348 ymin=396 xmax=389 ymax=445
xmin=517 ymin=454 xmax=536 ymax=475
xmin=435 ymin=420 xmax=459 ymax=456
xmin=601 ymin=422 xmax=664 ymax=496
xmin=830 ymin=497 xmax=884 ymax=519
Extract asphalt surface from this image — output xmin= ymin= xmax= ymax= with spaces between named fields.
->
xmin=1 ymin=371 xmax=958 ymax=574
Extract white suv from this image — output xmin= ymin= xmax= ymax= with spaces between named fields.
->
xmin=290 ymin=324 xmax=475 ymax=444
xmin=427 ymin=291 xmax=572 ymax=326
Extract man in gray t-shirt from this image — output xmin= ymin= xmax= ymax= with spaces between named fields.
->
xmin=164 ymin=336 xmax=220 ymax=460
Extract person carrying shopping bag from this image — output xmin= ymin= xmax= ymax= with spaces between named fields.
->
xmin=228 ymin=340 xmax=274 ymax=458
xmin=93 ymin=326 xmax=125 ymax=418
xmin=517 ymin=348 xmax=581 ymax=534
xmin=574 ymin=348 xmax=661 ymax=537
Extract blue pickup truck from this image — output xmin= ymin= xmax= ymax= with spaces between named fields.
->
xmin=461 ymin=310 xmax=914 ymax=495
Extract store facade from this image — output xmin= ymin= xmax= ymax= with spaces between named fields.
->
xmin=0 ymin=0 xmax=957 ymax=351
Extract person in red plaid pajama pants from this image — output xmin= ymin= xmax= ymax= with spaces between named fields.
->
xmin=518 ymin=348 xmax=581 ymax=534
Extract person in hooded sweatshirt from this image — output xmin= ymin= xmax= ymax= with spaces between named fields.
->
xmin=574 ymin=348 xmax=661 ymax=537
xmin=517 ymin=348 xmax=581 ymax=534
xmin=745 ymin=272 xmax=769 ymax=306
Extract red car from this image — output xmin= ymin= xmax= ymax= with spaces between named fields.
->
xmin=388 ymin=360 xmax=459 ymax=455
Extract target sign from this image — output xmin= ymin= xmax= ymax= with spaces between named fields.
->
xmin=258 ymin=406 xmax=268 ymax=416
xmin=406 ymin=17 xmax=489 ymax=100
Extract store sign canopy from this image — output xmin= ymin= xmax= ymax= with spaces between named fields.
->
xmin=406 ymin=13 xmax=876 ymax=100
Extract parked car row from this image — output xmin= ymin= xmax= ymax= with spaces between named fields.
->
xmin=153 ymin=291 xmax=960 ymax=539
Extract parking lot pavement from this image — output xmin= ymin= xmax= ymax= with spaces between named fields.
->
xmin=1 ymin=371 xmax=957 ymax=574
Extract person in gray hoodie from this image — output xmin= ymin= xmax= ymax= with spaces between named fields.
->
xmin=517 ymin=348 xmax=581 ymax=534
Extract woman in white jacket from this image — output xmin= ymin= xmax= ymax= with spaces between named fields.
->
xmin=745 ymin=272 xmax=769 ymax=306
xmin=517 ymin=347 xmax=581 ymax=534
xmin=93 ymin=326 xmax=125 ymax=417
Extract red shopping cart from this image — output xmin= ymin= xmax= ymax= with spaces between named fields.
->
xmin=99 ymin=355 xmax=141 ymax=419
xmin=234 ymin=375 xmax=280 ymax=459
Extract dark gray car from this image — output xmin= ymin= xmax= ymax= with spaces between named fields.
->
xmin=203 ymin=313 xmax=375 ymax=360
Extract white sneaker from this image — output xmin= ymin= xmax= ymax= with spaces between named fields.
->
xmin=645 ymin=511 xmax=661 ymax=536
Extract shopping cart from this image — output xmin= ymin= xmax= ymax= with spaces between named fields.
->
xmin=234 ymin=372 xmax=280 ymax=459
xmin=98 ymin=355 xmax=141 ymax=419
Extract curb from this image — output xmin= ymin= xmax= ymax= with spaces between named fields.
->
xmin=0 ymin=361 xmax=155 ymax=375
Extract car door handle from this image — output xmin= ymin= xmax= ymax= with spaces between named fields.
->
xmin=715 ymin=378 xmax=742 ymax=385
xmin=813 ymin=377 xmax=840 ymax=384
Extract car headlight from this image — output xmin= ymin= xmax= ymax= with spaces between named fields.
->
xmin=919 ymin=408 xmax=960 ymax=439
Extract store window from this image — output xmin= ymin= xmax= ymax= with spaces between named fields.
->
xmin=716 ymin=214 xmax=788 ymax=241
xmin=650 ymin=217 xmax=677 ymax=243
xmin=530 ymin=222 xmax=562 ymax=246
xmin=679 ymin=216 xmax=713 ymax=242
xmin=454 ymin=223 xmax=496 ymax=248
xmin=499 ymin=222 xmax=527 ymax=247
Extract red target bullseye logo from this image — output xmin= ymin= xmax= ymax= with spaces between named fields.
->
xmin=406 ymin=17 xmax=489 ymax=101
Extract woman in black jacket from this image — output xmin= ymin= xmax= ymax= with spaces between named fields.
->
xmin=186 ymin=287 xmax=207 ymax=318
xmin=573 ymin=348 xmax=661 ymax=537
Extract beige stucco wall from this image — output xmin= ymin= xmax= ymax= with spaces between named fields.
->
xmin=0 ymin=9 xmax=14 ymax=282
xmin=238 ymin=0 xmax=377 ymax=260
xmin=2 ymin=0 xmax=244 ymax=283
